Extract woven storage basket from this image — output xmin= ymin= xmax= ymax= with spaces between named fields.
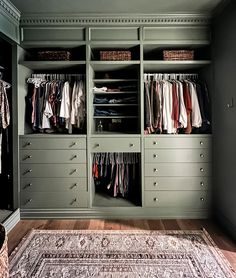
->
xmin=163 ymin=50 xmax=194 ymax=61
xmin=37 ymin=51 xmax=71 ymax=61
xmin=0 ymin=224 xmax=9 ymax=278
xmin=100 ymin=51 xmax=131 ymax=61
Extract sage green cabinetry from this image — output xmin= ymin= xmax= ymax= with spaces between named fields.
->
xmin=144 ymin=135 xmax=211 ymax=211
xmin=20 ymin=135 xmax=88 ymax=209
xmin=17 ymin=22 xmax=212 ymax=218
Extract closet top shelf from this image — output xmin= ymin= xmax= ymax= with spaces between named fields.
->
xmin=93 ymin=79 xmax=138 ymax=82
xmin=20 ymin=61 xmax=86 ymax=70
xmin=143 ymin=60 xmax=211 ymax=71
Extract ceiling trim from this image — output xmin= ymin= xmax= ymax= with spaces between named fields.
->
xmin=20 ymin=13 xmax=211 ymax=26
xmin=0 ymin=0 xmax=20 ymax=22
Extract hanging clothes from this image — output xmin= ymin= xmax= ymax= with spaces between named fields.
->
xmin=92 ymin=153 xmax=140 ymax=199
xmin=0 ymin=81 xmax=10 ymax=130
xmin=26 ymin=75 xmax=86 ymax=133
xmin=144 ymin=74 xmax=211 ymax=134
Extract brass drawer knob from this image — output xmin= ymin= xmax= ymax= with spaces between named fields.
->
xmin=24 ymin=142 xmax=32 ymax=147
xmin=200 ymin=154 xmax=204 ymax=158
xmin=154 ymin=168 xmax=158 ymax=172
xmin=200 ymin=141 xmax=204 ymax=145
xmin=200 ymin=168 xmax=204 ymax=172
xmin=200 ymin=197 xmax=205 ymax=202
xmin=200 ymin=181 xmax=204 ymax=186
xmin=153 ymin=141 xmax=157 ymax=145
xmin=153 ymin=197 xmax=158 ymax=202
xmin=95 ymin=143 xmax=100 ymax=147
xmin=70 ymin=142 xmax=78 ymax=147
xmin=153 ymin=182 xmax=158 ymax=186
xmin=153 ymin=154 xmax=158 ymax=158
xmin=130 ymin=143 xmax=134 ymax=147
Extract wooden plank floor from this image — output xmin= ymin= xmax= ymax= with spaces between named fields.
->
xmin=7 ymin=219 xmax=236 ymax=271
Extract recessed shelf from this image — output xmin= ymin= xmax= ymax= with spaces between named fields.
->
xmin=93 ymin=79 xmax=138 ymax=83
xmin=94 ymin=116 xmax=138 ymax=119
xmin=20 ymin=61 xmax=86 ymax=70
xmin=90 ymin=61 xmax=140 ymax=71
xmin=143 ymin=60 xmax=211 ymax=71
xmin=93 ymin=104 xmax=138 ymax=107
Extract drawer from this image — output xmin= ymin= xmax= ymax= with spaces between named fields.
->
xmin=145 ymin=149 xmax=211 ymax=163
xmin=144 ymin=137 xmax=211 ymax=149
xmin=20 ymin=164 xmax=87 ymax=178
xmin=21 ymin=178 xmax=87 ymax=192
xmin=20 ymin=150 xmax=86 ymax=164
xmin=21 ymin=192 xmax=88 ymax=208
xmin=144 ymin=191 xmax=208 ymax=208
xmin=90 ymin=137 xmax=140 ymax=152
xmin=19 ymin=137 xmax=86 ymax=150
xmin=145 ymin=163 xmax=211 ymax=177
xmin=145 ymin=177 xmax=211 ymax=191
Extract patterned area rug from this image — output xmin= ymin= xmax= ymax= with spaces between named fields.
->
xmin=9 ymin=229 xmax=235 ymax=278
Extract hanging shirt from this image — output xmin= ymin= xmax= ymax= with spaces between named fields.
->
xmin=175 ymin=80 xmax=187 ymax=129
xmin=59 ymin=81 xmax=71 ymax=129
xmin=0 ymin=82 xmax=10 ymax=129
xmin=187 ymin=81 xmax=202 ymax=128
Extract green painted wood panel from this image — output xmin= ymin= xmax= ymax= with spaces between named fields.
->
xmin=20 ymin=137 xmax=86 ymax=150
xmin=21 ymin=192 xmax=88 ymax=208
xmin=144 ymin=191 xmax=208 ymax=208
xmin=90 ymin=27 xmax=139 ymax=41
xmin=20 ymin=150 xmax=86 ymax=163
xmin=90 ymin=137 xmax=140 ymax=152
xmin=21 ymin=177 xmax=87 ymax=192
xmin=144 ymin=177 xmax=210 ymax=191
xmin=145 ymin=149 xmax=211 ymax=163
xmin=143 ymin=27 xmax=210 ymax=41
xmin=21 ymin=27 xmax=85 ymax=43
xmin=20 ymin=164 xmax=87 ymax=178
xmin=145 ymin=163 xmax=211 ymax=177
xmin=144 ymin=136 xmax=211 ymax=149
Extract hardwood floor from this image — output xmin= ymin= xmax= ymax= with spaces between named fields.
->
xmin=7 ymin=219 xmax=236 ymax=271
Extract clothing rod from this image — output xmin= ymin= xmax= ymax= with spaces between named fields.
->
xmin=144 ymin=73 xmax=198 ymax=76
xmin=31 ymin=73 xmax=85 ymax=76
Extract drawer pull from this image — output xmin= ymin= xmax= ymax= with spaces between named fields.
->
xmin=130 ymin=143 xmax=134 ymax=147
xmin=200 ymin=141 xmax=204 ymax=145
xmin=153 ymin=141 xmax=157 ymax=145
xmin=70 ymin=169 xmax=77 ymax=175
xmin=154 ymin=168 xmax=158 ymax=172
xmin=71 ymin=155 xmax=78 ymax=160
xmin=153 ymin=154 xmax=158 ymax=158
xmin=200 ymin=154 xmax=204 ymax=158
xmin=24 ymin=155 xmax=32 ymax=161
xmin=70 ymin=142 xmax=78 ymax=147
xmin=23 ymin=142 xmax=32 ymax=147
xmin=70 ymin=198 xmax=77 ymax=205
xmin=25 ymin=198 xmax=32 ymax=205
xmin=24 ymin=183 xmax=32 ymax=189
xmin=24 ymin=169 xmax=32 ymax=175
xmin=200 ymin=182 xmax=204 ymax=186
xmin=70 ymin=183 xmax=77 ymax=189
xmin=200 ymin=168 xmax=204 ymax=172
xmin=200 ymin=197 xmax=205 ymax=202
xmin=153 ymin=182 xmax=158 ymax=186
xmin=153 ymin=197 xmax=158 ymax=202
xmin=95 ymin=143 xmax=100 ymax=147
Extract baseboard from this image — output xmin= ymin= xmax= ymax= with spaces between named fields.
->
xmin=3 ymin=208 xmax=20 ymax=233
xmin=215 ymin=210 xmax=236 ymax=241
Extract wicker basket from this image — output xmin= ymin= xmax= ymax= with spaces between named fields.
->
xmin=0 ymin=224 xmax=9 ymax=278
xmin=163 ymin=50 xmax=194 ymax=61
xmin=37 ymin=51 xmax=71 ymax=61
xmin=100 ymin=51 xmax=131 ymax=61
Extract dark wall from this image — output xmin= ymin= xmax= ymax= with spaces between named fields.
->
xmin=213 ymin=0 xmax=236 ymax=239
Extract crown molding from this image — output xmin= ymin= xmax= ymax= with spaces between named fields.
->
xmin=0 ymin=0 xmax=20 ymax=22
xmin=20 ymin=13 xmax=211 ymax=26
